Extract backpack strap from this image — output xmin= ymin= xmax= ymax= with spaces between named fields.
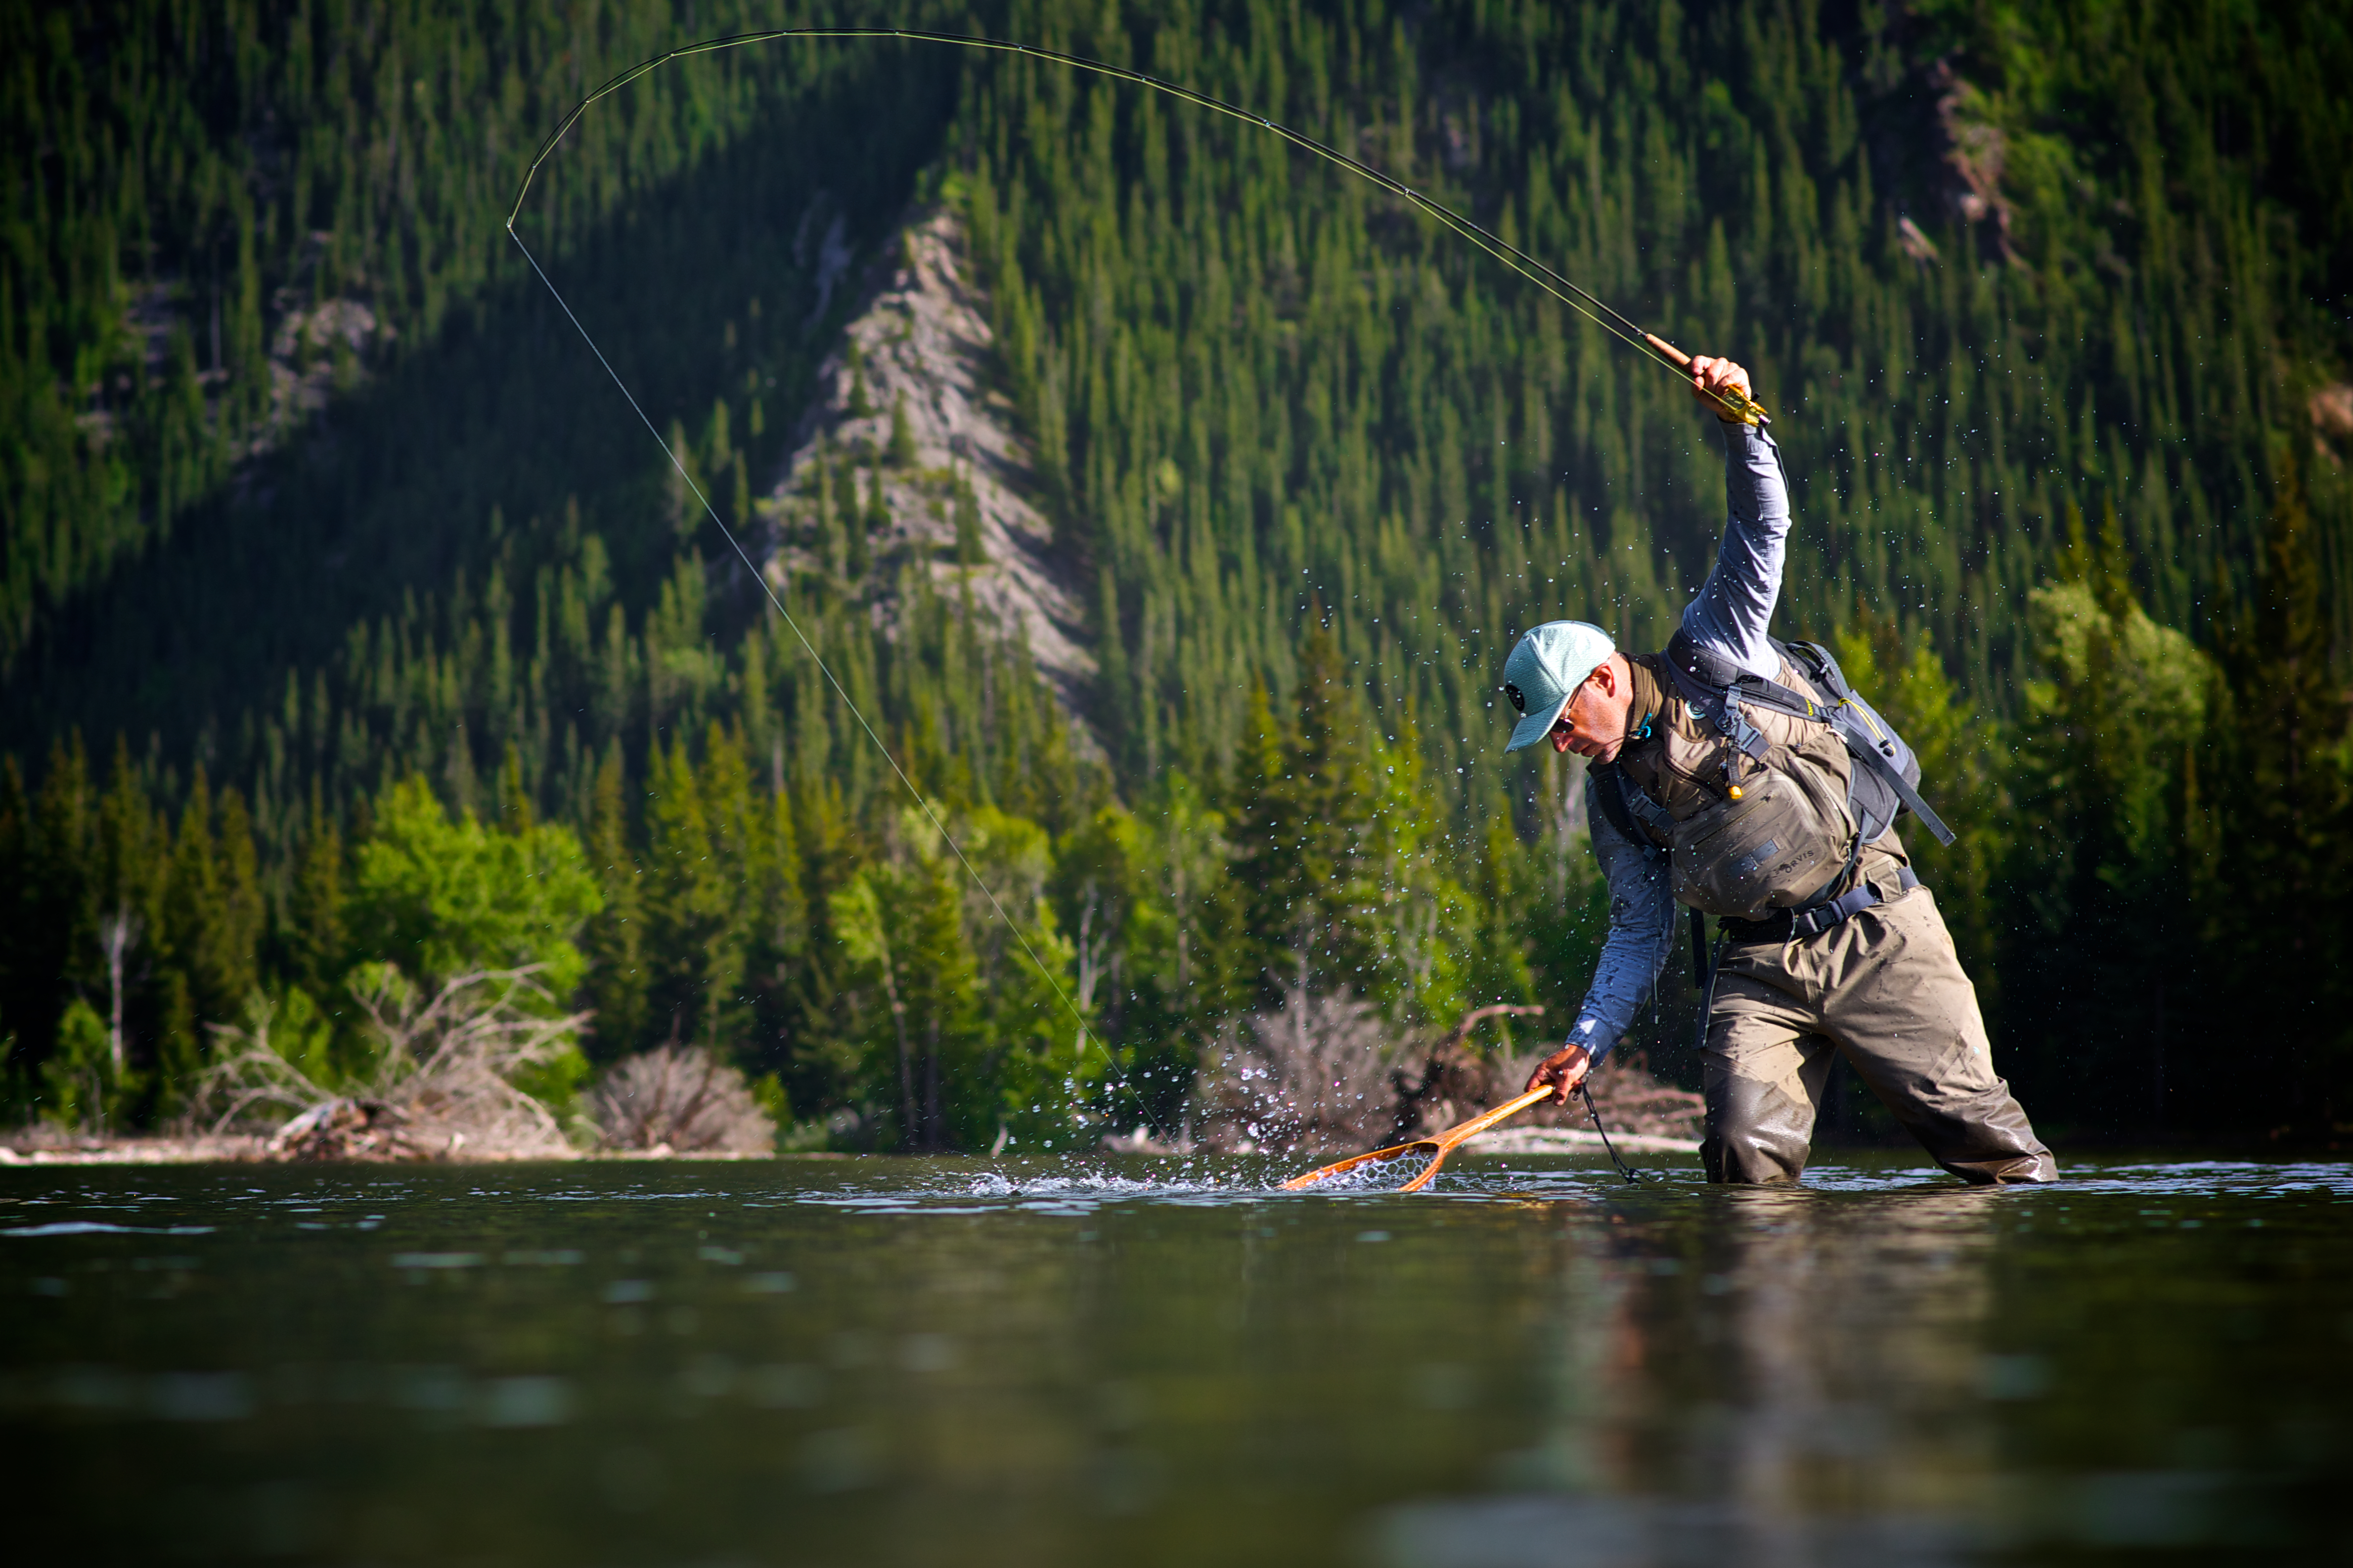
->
xmin=1667 ymin=629 xmax=1832 ymax=731
xmin=1587 ymin=761 xmax=1638 ymax=840
xmin=1831 ymin=708 xmax=1954 ymax=843
xmin=1776 ymin=638 xmax=1852 ymax=701
xmin=1662 ymin=631 xmax=1769 ymax=759
xmin=1781 ymin=638 xmax=1957 ymax=846
xmin=1590 ymin=762 xmax=1702 ymax=989
xmin=1666 ymin=629 xmax=1958 ymax=847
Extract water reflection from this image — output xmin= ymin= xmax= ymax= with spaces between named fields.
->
xmin=1700 ymin=1189 xmax=2003 ymax=1523
xmin=0 ymin=1157 xmax=2346 ymax=1565
xmin=1480 ymin=1189 xmax=2009 ymax=1565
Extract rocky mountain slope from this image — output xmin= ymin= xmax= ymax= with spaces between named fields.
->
xmin=755 ymin=205 xmax=1096 ymax=741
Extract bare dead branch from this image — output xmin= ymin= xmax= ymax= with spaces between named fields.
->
xmin=192 ymin=966 xmax=589 ymax=1160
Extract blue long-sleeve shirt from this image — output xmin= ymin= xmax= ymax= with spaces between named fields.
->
xmin=1562 ymin=419 xmax=1792 ymax=1064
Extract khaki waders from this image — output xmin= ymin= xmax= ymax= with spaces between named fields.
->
xmin=1701 ymin=878 xmax=2055 ymax=1186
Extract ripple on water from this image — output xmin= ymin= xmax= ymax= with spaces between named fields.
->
xmin=1 ymin=1221 xmax=218 ymax=1238
xmin=779 ymin=1153 xmax=2353 ymax=1213
xmin=782 ymin=1152 xmax=1680 ymax=1213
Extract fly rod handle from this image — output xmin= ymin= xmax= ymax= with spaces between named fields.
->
xmin=1642 ymin=331 xmax=1693 ymax=369
xmin=1642 ymin=332 xmax=1770 ymax=427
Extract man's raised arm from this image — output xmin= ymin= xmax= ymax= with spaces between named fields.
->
xmin=1678 ymin=357 xmax=1792 ymax=681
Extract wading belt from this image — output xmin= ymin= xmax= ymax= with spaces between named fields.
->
xmin=1719 ymin=866 xmax=1920 ymax=945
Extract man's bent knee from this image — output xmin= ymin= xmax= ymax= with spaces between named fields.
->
xmin=1702 ymin=1072 xmax=1814 ymax=1184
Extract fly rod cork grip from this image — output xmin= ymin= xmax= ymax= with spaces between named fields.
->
xmin=1643 ymin=332 xmax=1771 ymax=427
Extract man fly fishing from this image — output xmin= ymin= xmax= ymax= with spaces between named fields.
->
xmin=1504 ymin=355 xmax=2054 ymax=1185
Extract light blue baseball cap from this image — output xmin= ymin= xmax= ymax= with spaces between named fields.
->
xmin=1502 ymin=621 xmax=1617 ymax=752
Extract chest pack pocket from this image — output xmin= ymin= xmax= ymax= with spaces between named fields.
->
xmin=1665 ymin=630 xmax=1956 ymax=849
xmin=1591 ymin=743 xmax=1858 ymax=922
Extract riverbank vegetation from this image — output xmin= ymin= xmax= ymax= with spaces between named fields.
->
xmin=3 ymin=0 xmax=2350 ymax=1147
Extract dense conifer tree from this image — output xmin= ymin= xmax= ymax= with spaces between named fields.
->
xmin=1237 ymin=617 xmax=1382 ymax=1002
xmin=2208 ymin=467 xmax=2353 ymax=1129
xmin=581 ymin=745 xmax=648 ymax=1064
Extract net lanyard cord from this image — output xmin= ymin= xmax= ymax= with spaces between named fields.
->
xmin=504 ymin=27 xmax=1757 ymax=1135
xmin=1577 ymin=1083 xmax=1644 ymax=1184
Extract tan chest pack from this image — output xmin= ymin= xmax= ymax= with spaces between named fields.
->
xmin=1606 ymin=655 xmax=1862 ymax=920
xmin=1596 ymin=635 xmax=1957 ymax=925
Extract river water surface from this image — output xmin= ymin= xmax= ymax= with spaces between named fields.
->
xmin=3 ymin=1152 xmax=2347 ymax=1565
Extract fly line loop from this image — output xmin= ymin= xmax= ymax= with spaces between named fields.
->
xmin=508 ymin=27 xmax=1770 ymax=425
xmin=504 ymin=234 xmax=1142 ymax=1134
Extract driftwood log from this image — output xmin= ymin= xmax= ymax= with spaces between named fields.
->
xmin=270 ymin=1098 xmax=438 ymax=1161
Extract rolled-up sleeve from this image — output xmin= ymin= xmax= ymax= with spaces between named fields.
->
xmin=1564 ymin=793 xmax=1677 ymax=1065
xmin=1678 ymin=422 xmax=1792 ymax=680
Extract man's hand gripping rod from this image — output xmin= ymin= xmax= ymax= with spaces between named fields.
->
xmin=1645 ymin=335 xmax=1770 ymax=427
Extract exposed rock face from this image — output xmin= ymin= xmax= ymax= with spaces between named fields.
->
xmin=87 ymin=260 xmax=384 ymax=469
xmin=257 ymin=291 xmax=382 ymax=451
xmin=2312 ymin=382 xmax=2353 ymax=467
xmin=1924 ymin=57 xmax=2020 ymax=265
xmin=757 ymin=205 xmax=1095 ymax=735
xmin=1863 ymin=41 xmax=2027 ymax=271
xmin=1895 ymin=215 xmax=1942 ymax=266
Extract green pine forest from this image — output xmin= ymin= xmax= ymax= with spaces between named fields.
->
xmin=4 ymin=0 xmax=2351 ymax=1146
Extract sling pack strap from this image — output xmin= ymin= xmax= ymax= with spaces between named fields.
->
xmin=1664 ymin=628 xmax=1957 ymax=847
xmin=1586 ymin=761 xmax=1672 ymax=855
xmin=1594 ymin=764 xmax=1712 ymax=992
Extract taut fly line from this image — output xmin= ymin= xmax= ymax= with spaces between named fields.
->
xmin=505 ymin=27 xmax=1771 ymax=1135
xmin=509 ymin=27 xmax=1770 ymax=426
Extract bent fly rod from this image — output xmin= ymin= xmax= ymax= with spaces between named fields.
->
xmin=503 ymin=27 xmax=1766 ymax=1146
xmin=505 ymin=26 xmax=1771 ymax=428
